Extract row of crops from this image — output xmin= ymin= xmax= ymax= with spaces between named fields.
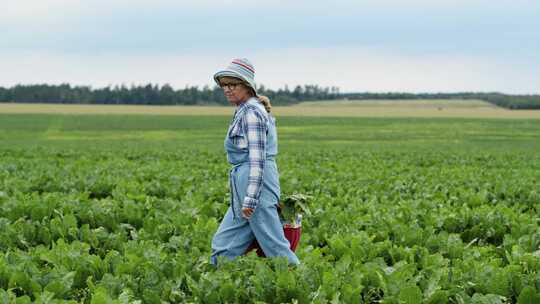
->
xmin=1 ymin=146 xmax=539 ymax=303
xmin=1 ymin=113 xmax=540 ymax=303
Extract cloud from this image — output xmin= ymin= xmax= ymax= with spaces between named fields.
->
xmin=254 ymin=47 xmax=540 ymax=94
xmin=1 ymin=0 xmax=538 ymax=93
xmin=2 ymin=0 xmax=538 ymax=57
xmin=1 ymin=47 xmax=538 ymax=94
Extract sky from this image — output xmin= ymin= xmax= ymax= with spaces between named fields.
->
xmin=1 ymin=0 xmax=539 ymax=93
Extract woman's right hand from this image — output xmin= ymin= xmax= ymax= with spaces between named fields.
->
xmin=241 ymin=207 xmax=254 ymax=219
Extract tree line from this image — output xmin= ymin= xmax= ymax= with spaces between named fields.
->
xmin=0 ymin=83 xmax=538 ymax=109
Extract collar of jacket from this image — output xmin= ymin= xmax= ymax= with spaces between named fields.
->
xmin=233 ymin=97 xmax=259 ymax=119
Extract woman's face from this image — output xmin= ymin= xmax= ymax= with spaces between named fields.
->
xmin=219 ymin=76 xmax=252 ymax=106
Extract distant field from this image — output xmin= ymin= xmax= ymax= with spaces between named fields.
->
xmin=2 ymin=100 xmax=540 ymax=118
xmin=295 ymin=99 xmax=495 ymax=107
xmin=1 ymin=113 xmax=540 ymax=152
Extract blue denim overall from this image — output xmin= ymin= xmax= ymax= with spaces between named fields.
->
xmin=210 ymin=99 xmax=300 ymax=266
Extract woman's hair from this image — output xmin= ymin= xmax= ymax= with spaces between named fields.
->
xmin=241 ymin=82 xmax=272 ymax=113
xmin=257 ymin=95 xmax=272 ymax=113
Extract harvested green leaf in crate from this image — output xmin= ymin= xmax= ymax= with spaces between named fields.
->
xmin=279 ymin=193 xmax=311 ymax=227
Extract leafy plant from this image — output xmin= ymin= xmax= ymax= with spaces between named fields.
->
xmin=279 ymin=193 xmax=312 ymax=226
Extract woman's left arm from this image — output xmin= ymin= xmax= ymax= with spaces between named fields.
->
xmin=242 ymin=108 xmax=267 ymax=213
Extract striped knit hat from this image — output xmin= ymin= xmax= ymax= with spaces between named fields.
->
xmin=213 ymin=58 xmax=257 ymax=96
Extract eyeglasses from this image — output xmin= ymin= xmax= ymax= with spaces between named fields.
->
xmin=219 ymin=82 xmax=244 ymax=91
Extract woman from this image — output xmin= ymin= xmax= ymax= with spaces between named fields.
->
xmin=210 ymin=58 xmax=300 ymax=266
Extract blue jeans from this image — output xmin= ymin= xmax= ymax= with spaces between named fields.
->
xmin=210 ymin=203 xmax=300 ymax=266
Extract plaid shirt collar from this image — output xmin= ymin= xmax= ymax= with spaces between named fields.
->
xmin=233 ymin=97 xmax=258 ymax=120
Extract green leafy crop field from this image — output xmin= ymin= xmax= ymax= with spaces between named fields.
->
xmin=1 ymin=113 xmax=540 ymax=303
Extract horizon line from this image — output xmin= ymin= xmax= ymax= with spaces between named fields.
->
xmin=1 ymin=82 xmax=539 ymax=96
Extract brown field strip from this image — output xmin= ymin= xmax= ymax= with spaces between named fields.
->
xmin=1 ymin=101 xmax=539 ymax=119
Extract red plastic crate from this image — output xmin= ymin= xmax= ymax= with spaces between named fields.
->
xmin=245 ymin=226 xmax=301 ymax=257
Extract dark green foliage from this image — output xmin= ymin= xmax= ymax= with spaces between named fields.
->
xmin=0 ymin=114 xmax=539 ymax=302
xmin=0 ymin=83 xmax=340 ymax=106
xmin=1 ymin=83 xmax=539 ymax=108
